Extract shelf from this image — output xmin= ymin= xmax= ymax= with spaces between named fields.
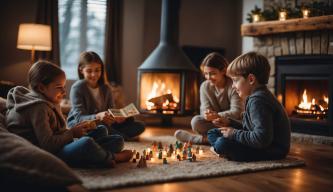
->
xmin=241 ymin=15 xmax=333 ymax=37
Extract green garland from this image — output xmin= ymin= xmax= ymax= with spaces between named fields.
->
xmin=247 ymin=1 xmax=333 ymax=23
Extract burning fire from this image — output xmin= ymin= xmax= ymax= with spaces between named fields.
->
xmin=296 ymin=89 xmax=329 ymax=118
xmin=145 ymin=80 xmax=179 ymax=112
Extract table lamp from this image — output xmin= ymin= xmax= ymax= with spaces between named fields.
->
xmin=17 ymin=23 xmax=52 ymax=64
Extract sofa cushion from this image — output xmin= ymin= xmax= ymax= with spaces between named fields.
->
xmin=0 ymin=123 xmax=81 ymax=188
xmin=0 ymin=97 xmax=6 ymax=127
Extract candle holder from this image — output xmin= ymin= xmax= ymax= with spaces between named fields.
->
xmin=252 ymin=14 xmax=260 ymax=23
xmin=302 ymin=8 xmax=310 ymax=19
xmin=279 ymin=10 xmax=287 ymax=21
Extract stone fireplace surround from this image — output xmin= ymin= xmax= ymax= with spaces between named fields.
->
xmin=241 ymin=15 xmax=333 ymax=136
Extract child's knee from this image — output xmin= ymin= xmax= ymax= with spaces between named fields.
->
xmin=214 ymin=137 xmax=232 ymax=155
xmin=207 ymin=128 xmax=219 ymax=136
xmin=191 ymin=115 xmax=206 ymax=134
xmin=79 ymin=137 xmax=97 ymax=149
xmin=112 ymin=135 xmax=125 ymax=152
xmin=95 ymin=125 xmax=108 ymax=135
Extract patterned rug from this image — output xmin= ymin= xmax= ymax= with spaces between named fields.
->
xmin=75 ymin=136 xmax=305 ymax=190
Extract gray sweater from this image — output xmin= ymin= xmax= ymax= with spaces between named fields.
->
xmin=6 ymin=86 xmax=73 ymax=154
xmin=67 ymin=80 xmax=114 ymax=128
xmin=200 ymin=79 xmax=243 ymax=119
xmin=230 ymin=86 xmax=291 ymax=156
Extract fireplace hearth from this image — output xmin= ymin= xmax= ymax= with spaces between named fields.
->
xmin=276 ymin=55 xmax=333 ymax=136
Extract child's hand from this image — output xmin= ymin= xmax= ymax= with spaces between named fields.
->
xmin=96 ymin=111 xmax=114 ymax=126
xmin=71 ymin=124 xmax=87 ymax=138
xmin=204 ymin=109 xmax=219 ymax=121
xmin=212 ymin=116 xmax=230 ymax=127
xmin=114 ymin=116 xmax=126 ymax=124
xmin=219 ymin=127 xmax=235 ymax=139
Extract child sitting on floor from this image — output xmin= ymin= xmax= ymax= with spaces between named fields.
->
xmin=6 ymin=61 xmax=132 ymax=168
xmin=174 ymin=52 xmax=243 ymax=144
xmin=207 ymin=52 xmax=291 ymax=161
xmin=67 ymin=51 xmax=145 ymax=140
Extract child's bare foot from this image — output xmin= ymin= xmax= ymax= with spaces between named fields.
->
xmin=114 ymin=150 xmax=133 ymax=163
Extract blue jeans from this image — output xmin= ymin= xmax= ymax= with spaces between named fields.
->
xmin=207 ymin=128 xmax=284 ymax=162
xmin=57 ymin=125 xmax=124 ymax=167
xmin=107 ymin=117 xmax=145 ymax=140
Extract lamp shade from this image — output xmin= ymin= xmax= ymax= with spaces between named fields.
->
xmin=17 ymin=24 xmax=52 ymax=51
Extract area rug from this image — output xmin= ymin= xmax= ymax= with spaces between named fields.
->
xmin=75 ymin=136 xmax=305 ymax=190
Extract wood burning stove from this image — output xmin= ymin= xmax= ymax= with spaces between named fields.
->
xmin=137 ymin=0 xmax=199 ymax=117
xmin=276 ymin=55 xmax=333 ymax=136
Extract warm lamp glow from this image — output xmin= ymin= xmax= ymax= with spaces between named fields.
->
xmin=279 ymin=11 xmax=287 ymax=21
xmin=17 ymin=23 xmax=52 ymax=63
xmin=252 ymin=14 xmax=260 ymax=23
xmin=302 ymin=9 xmax=310 ymax=19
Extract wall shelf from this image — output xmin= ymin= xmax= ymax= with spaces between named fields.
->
xmin=241 ymin=15 xmax=333 ymax=37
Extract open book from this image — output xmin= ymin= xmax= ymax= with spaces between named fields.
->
xmin=108 ymin=103 xmax=140 ymax=118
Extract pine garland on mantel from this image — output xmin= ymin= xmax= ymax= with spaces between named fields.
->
xmin=247 ymin=1 xmax=333 ymax=23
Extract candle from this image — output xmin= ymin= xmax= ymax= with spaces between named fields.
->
xmin=162 ymin=150 xmax=167 ymax=156
xmin=171 ymin=154 xmax=176 ymax=160
xmin=147 ymin=148 xmax=151 ymax=153
xmin=199 ymin=149 xmax=204 ymax=155
xmin=302 ymin=9 xmax=310 ymax=19
xmin=151 ymin=157 xmax=155 ymax=162
xmin=252 ymin=14 xmax=260 ymax=23
xmin=279 ymin=11 xmax=287 ymax=21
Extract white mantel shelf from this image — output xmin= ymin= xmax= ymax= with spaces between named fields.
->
xmin=241 ymin=15 xmax=333 ymax=37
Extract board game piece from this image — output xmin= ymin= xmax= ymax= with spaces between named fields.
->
xmin=192 ymin=154 xmax=197 ymax=162
xmin=163 ymin=158 xmax=168 ymax=164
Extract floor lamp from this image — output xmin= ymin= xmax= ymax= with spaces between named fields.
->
xmin=17 ymin=23 xmax=52 ymax=65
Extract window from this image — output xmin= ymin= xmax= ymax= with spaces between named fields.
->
xmin=58 ymin=0 xmax=107 ymax=79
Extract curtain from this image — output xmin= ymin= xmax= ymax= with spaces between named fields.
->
xmin=104 ymin=0 xmax=122 ymax=84
xmin=35 ymin=0 xmax=60 ymax=66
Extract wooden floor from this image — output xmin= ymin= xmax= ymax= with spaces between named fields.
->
xmin=105 ymin=126 xmax=333 ymax=192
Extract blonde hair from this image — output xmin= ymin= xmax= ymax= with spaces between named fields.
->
xmin=227 ymin=52 xmax=270 ymax=84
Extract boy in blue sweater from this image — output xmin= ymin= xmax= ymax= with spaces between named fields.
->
xmin=207 ymin=52 xmax=291 ymax=161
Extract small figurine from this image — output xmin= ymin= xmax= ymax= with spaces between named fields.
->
xmin=132 ymin=158 xmax=137 ymax=163
xmin=149 ymin=151 xmax=154 ymax=158
xmin=163 ymin=158 xmax=168 ymax=164
xmin=179 ymin=142 xmax=183 ymax=150
xmin=136 ymin=152 xmax=140 ymax=159
xmin=187 ymin=151 xmax=192 ymax=158
xmin=168 ymin=144 xmax=174 ymax=154
xmin=152 ymin=141 xmax=157 ymax=152
xmin=182 ymin=150 xmax=187 ymax=160
xmin=192 ymin=154 xmax=197 ymax=162
xmin=158 ymin=141 xmax=163 ymax=150
xmin=137 ymin=156 xmax=147 ymax=168
xmin=146 ymin=154 xmax=150 ymax=160
xmin=167 ymin=150 xmax=172 ymax=157
xmin=175 ymin=141 xmax=180 ymax=149
xmin=196 ymin=146 xmax=200 ymax=154
xmin=158 ymin=150 xmax=163 ymax=159
xmin=188 ymin=140 xmax=192 ymax=148
xmin=177 ymin=154 xmax=181 ymax=161
xmin=142 ymin=149 xmax=146 ymax=156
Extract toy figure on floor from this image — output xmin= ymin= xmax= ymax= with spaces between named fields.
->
xmin=67 ymin=51 xmax=145 ymax=140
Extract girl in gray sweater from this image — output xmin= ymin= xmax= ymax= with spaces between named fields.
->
xmin=67 ymin=51 xmax=145 ymax=140
xmin=6 ymin=61 xmax=132 ymax=168
xmin=175 ymin=52 xmax=244 ymax=144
